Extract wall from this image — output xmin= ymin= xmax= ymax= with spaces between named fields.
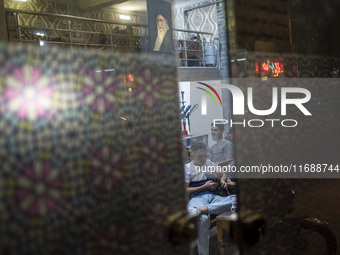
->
xmin=4 ymin=0 xmax=147 ymax=39
xmin=4 ymin=0 xmax=147 ymax=23
xmin=228 ymin=0 xmax=291 ymax=53
xmin=174 ymin=0 xmax=232 ymax=134
xmin=0 ymin=0 xmax=7 ymax=41
xmin=173 ymin=0 xmax=218 ymax=42
xmin=179 ymin=80 xmax=224 ymax=147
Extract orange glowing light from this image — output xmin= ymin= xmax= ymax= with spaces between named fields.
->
xmin=262 ymin=63 xmax=269 ymax=71
xmin=274 ymin=62 xmax=281 ymax=73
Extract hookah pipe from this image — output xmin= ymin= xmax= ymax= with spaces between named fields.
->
xmin=182 ymin=105 xmax=191 ymax=136
xmin=180 ymin=91 xmax=188 ymax=136
xmin=180 ymin=91 xmax=199 ymax=137
xmin=180 ymin=91 xmax=185 ymax=108
xmin=186 ymin=103 xmax=198 ymax=133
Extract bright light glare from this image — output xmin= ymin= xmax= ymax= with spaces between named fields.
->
xmin=231 ymin=58 xmax=246 ymax=62
xmin=23 ymin=88 xmax=36 ymax=99
xmin=8 ymin=86 xmax=52 ymax=120
xmin=119 ymin=15 xmax=131 ymax=20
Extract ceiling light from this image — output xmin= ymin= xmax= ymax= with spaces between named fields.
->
xmin=119 ymin=15 xmax=131 ymax=21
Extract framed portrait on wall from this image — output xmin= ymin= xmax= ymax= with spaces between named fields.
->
xmin=147 ymin=0 xmax=173 ymax=53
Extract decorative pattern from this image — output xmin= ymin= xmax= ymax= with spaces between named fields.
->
xmin=0 ymin=42 xmax=188 ymax=255
xmin=173 ymin=0 xmax=218 ymax=42
xmin=4 ymin=66 xmax=54 ymax=120
xmin=15 ymin=160 xmax=62 ymax=216
xmin=5 ymin=0 xmax=148 ymax=44
xmin=81 ymin=70 xmax=117 ymax=113
xmin=89 ymin=146 xmax=124 ymax=191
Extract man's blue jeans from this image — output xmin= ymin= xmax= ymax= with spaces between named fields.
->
xmin=188 ymin=193 xmax=236 ymax=255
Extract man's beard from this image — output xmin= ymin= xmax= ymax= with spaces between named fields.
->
xmin=212 ymin=134 xmax=219 ymax=141
xmin=153 ymin=24 xmax=169 ymax=51
xmin=158 ymin=27 xmax=167 ymax=38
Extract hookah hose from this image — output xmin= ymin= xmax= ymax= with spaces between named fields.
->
xmin=182 ymin=118 xmax=188 ymax=136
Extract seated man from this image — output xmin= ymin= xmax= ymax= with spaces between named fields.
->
xmin=185 ymin=141 xmax=236 ymax=255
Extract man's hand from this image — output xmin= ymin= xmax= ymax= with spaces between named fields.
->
xmin=203 ymin=180 xmax=219 ymax=190
xmin=220 ymin=180 xmax=236 ymax=189
xmin=220 ymin=179 xmax=228 ymax=189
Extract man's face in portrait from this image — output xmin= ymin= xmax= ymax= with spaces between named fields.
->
xmin=156 ymin=14 xmax=168 ymax=34
xmin=153 ymin=14 xmax=170 ymax=51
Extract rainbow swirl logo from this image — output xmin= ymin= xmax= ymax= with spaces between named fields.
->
xmin=196 ymin=82 xmax=222 ymax=115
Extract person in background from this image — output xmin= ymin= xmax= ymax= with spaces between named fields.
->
xmin=209 ymin=123 xmax=236 ymax=180
xmin=209 ymin=123 xmax=233 ymax=164
xmin=185 ymin=141 xmax=236 ymax=255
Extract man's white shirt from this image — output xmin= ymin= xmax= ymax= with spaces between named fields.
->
xmin=184 ymin=159 xmax=224 ymax=183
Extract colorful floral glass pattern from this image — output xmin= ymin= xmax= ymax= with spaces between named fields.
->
xmin=16 ymin=161 xmax=62 ymax=216
xmin=5 ymin=66 xmax=54 ymax=120
xmin=0 ymin=43 xmax=187 ymax=255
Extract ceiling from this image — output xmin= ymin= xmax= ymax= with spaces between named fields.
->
xmin=48 ymin=0 xmax=146 ymax=11
xmin=49 ymin=0 xmax=196 ymax=12
xmin=111 ymin=0 xmax=197 ymax=12
xmin=113 ymin=0 xmax=146 ymax=12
